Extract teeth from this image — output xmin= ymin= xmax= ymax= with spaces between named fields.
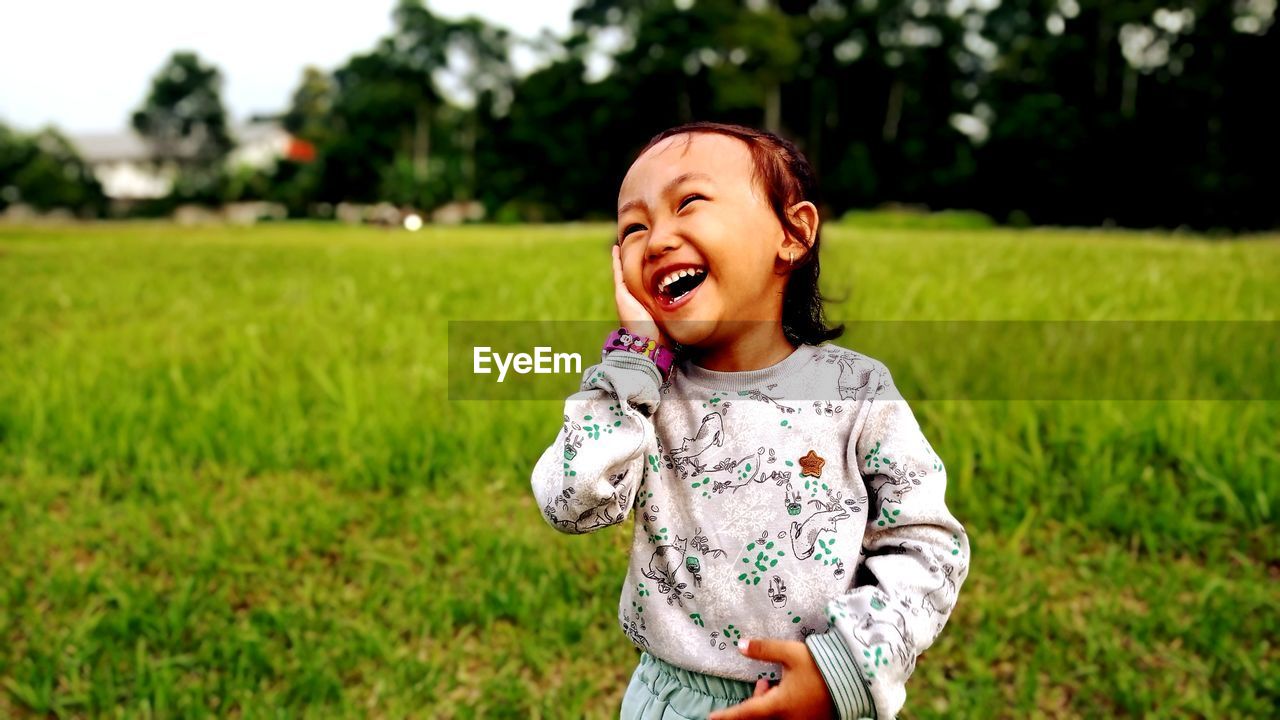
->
xmin=658 ymin=267 xmax=705 ymax=293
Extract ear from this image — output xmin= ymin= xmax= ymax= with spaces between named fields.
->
xmin=779 ymin=200 xmax=819 ymax=262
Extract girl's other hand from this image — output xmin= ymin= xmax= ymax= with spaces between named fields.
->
xmin=707 ymin=638 xmax=837 ymax=720
xmin=612 ymin=244 xmax=668 ymax=347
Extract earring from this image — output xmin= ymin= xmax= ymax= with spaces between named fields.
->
xmin=789 ymin=251 xmax=794 ymax=267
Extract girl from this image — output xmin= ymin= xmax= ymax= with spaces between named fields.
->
xmin=531 ymin=122 xmax=970 ymax=720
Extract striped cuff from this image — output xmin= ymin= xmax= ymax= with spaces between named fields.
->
xmin=805 ymin=631 xmax=877 ymax=720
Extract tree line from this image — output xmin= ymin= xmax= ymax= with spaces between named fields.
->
xmin=2 ymin=0 xmax=1276 ymax=230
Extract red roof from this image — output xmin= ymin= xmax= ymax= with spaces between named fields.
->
xmin=285 ymin=138 xmax=316 ymax=163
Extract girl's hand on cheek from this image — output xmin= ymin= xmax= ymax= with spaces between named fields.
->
xmin=707 ymin=639 xmax=837 ymax=720
xmin=612 ymin=244 xmax=668 ymax=348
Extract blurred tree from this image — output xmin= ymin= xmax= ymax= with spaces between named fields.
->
xmin=283 ymin=66 xmax=337 ymax=146
xmin=568 ymin=0 xmax=975 ymax=209
xmin=486 ymin=47 xmax=632 ymax=220
xmin=388 ymin=0 xmax=453 ymax=192
xmin=571 ymin=0 xmax=795 ymax=129
xmin=243 ymin=0 xmax=1279 ymax=230
xmin=0 ymin=122 xmax=28 ymax=210
xmin=0 ymin=122 xmax=106 ymax=215
xmin=131 ymin=51 xmax=234 ymax=203
xmin=438 ymin=16 xmax=514 ymax=202
xmin=131 ymin=51 xmax=233 ymax=164
xmin=777 ymin=0 xmax=975 ymax=209
xmin=320 ymin=44 xmax=424 ymax=203
xmin=975 ymin=0 xmax=1278 ymax=228
xmin=316 ymin=0 xmax=516 ymax=211
xmin=266 ymin=67 xmax=336 ymax=215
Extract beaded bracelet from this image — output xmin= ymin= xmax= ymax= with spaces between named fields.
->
xmin=602 ymin=327 xmax=675 ymax=381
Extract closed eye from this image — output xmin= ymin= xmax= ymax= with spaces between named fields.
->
xmin=679 ymin=194 xmax=705 ymax=211
xmin=620 ymin=223 xmax=646 ymax=242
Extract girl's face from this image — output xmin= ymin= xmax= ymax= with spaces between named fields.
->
xmin=616 ymin=133 xmax=810 ymax=347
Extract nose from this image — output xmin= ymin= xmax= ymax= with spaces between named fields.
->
xmin=645 ymin=221 xmax=681 ymax=260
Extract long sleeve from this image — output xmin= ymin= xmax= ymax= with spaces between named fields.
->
xmin=805 ymin=362 xmax=972 ymax=720
xmin=531 ymin=351 xmax=663 ymax=535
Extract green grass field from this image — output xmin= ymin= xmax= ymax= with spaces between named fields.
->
xmin=1 ymin=222 xmax=1277 ymax=718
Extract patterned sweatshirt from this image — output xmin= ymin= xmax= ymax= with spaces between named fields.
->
xmin=530 ymin=340 xmax=971 ymax=719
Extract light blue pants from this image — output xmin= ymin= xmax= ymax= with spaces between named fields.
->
xmin=619 ymin=651 xmax=756 ymax=720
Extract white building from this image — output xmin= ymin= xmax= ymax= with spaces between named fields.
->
xmin=70 ymin=130 xmax=177 ymax=200
xmin=70 ymin=120 xmax=307 ymax=200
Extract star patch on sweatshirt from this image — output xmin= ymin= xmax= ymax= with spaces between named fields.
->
xmin=798 ymin=450 xmax=825 ymax=478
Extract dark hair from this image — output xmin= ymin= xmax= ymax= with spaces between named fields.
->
xmin=635 ymin=121 xmax=845 ymax=349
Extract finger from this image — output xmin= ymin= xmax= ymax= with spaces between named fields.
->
xmin=752 ymin=678 xmax=770 ymax=698
xmin=612 ymin=246 xmax=637 ymax=307
xmin=737 ymin=638 xmax=800 ymax=667
xmin=707 ymin=694 xmax=778 ymax=720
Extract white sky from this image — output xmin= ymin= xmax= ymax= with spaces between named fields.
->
xmin=0 ymin=0 xmax=578 ymax=133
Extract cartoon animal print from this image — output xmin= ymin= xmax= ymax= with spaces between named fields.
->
xmin=569 ymin=496 xmax=618 ymax=532
xmin=887 ymin=462 xmax=926 ymax=500
xmin=810 ymin=493 xmax=862 ymax=567
xmin=866 ymin=456 xmax=930 ymax=516
xmin=607 ymin=328 xmax=654 ymax=354
xmin=851 ymin=600 xmax=917 ymax=674
xmin=639 ymin=498 xmax=670 ymax=545
xmin=709 ymin=624 xmax=743 ymax=651
xmin=738 ymin=530 xmax=787 ymax=586
xmin=684 ymin=555 xmax=703 ymax=587
xmin=813 ymin=400 xmax=844 ymax=416
xmin=768 ymin=575 xmax=788 ymax=609
xmin=689 ymin=527 xmax=728 ymax=559
xmin=736 ymin=386 xmax=798 ymax=414
xmin=836 ymin=489 xmax=867 ymax=516
xmin=560 ymin=415 xmax=585 ymax=460
xmin=836 ymin=355 xmax=875 ymax=400
xmin=784 ymin=482 xmax=803 ymax=516
xmin=542 ymin=471 xmax=632 ymax=533
xmin=790 ymin=492 xmax=853 ymax=560
xmin=620 ymin=609 xmax=649 ymax=649
xmin=710 ymin=447 xmax=783 ymax=495
xmin=683 ymin=527 xmax=728 ymax=587
xmin=543 ymin=488 xmax=575 ymax=531
xmin=694 ymin=450 xmax=754 ymax=480
xmin=566 ymin=470 xmax=629 ymax=532
xmin=548 ymin=487 xmax=574 ymax=513
xmin=652 ymin=434 xmax=688 ymax=478
xmin=675 ymin=419 xmax=784 ymax=481
xmin=642 ymin=536 xmax=695 ymax=606
xmin=607 ymin=328 xmax=661 ymax=364
xmin=805 ymin=484 xmax=862 ymax=521
xmin=672 ymin=412 xmax=724 ymax=464
xmin=892 ymin=590 xmax=922 ymax=619
xmin=761 ymin=470 xmax=791 ymax=485
xmin=922 ymin=560 xmax=959 ymax=618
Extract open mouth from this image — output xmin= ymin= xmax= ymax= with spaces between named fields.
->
xmin=654 ymin=266 xmax=708 ymax=308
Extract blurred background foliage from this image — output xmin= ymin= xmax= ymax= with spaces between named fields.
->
xmin=2 ymin=0 xmax=1276 ymax=230
xmin=1 ymin=0 xmax=1277 ymax=230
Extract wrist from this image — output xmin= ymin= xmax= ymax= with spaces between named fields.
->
xmin=804 ymin=632 xmax=877 ymax=720
xmin=603 ymin=326 xmax=674 ymax=381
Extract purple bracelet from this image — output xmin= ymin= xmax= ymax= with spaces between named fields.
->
xmin=603 ymin=327 xmax=675 ymax=381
